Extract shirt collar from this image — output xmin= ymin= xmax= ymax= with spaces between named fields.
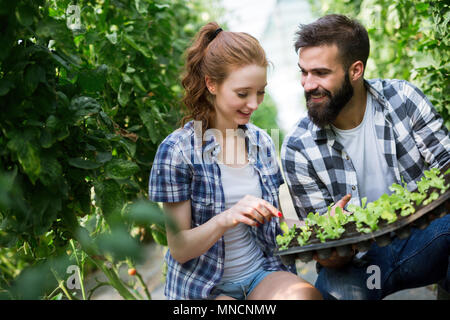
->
xmin=186 ymin=121 xmax=258 ymax=157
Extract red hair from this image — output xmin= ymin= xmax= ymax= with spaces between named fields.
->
xmin=180 ymin=22 xmax=268 ymax=131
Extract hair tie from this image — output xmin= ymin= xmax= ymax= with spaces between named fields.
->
xmin=209 ymin=28 xmax=223 ymax=42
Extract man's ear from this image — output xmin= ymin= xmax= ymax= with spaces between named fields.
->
xmin=205 ymin=75 xmax=216 ymax=95
xmin=349 ymin=60 xmax=364 ymax=82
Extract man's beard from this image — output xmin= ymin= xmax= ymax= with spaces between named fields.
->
xmin=305 ymin=73 xmax=354 ymax=128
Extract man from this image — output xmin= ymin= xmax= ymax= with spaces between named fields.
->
xmin=281 ymin=14 xmax=450 ymax=299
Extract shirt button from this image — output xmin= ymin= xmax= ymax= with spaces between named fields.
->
xmin=352 ymin=185 xmax=356 ymax=191
xmin=346 ymin=155 xmax=350 ymax=160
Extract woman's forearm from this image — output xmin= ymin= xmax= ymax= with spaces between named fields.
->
xmin=168 ymin=213 xmax=228 ymax=264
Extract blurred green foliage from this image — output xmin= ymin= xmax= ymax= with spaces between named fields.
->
xmin=0 ymin=0 xmax=213 ymax=299
xmin=251 ymin=93 xmax=284 ymax=152
xmin=309 ymin=0 xmax=449 ymax=128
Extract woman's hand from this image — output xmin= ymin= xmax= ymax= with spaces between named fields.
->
xmin=218 ymin=195 xmax=282 ymax=229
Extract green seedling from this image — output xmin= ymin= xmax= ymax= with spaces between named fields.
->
xmin=348 ymin=197 xmax=380 ymax=233
xmin=297 ymin=225 xmax=312 ymax=247
xmin=277 ymin=168 xmax=448 ymax=249
xmin=276 ymin=221 xmax=297 ymax=250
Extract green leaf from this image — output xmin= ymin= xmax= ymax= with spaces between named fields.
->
xmin=280 ymin=221 xmax=289 ymax=234
xmin=39 ymin=155 xmax=63 ymax=187
xmin=415 ymin=3 xmax=429 ymax=13
xmin=9 ymin=255 xmax=71 ymax=299
xmin=15 ymin=3 xmax=34 ymax=27
xmin=96 ymin=227 xmax=143 ymax=263
xmin=55 ymin=125 xmax=70 ymax=142
xmin=94 ymin=179 xmax=126 ymax=225
xmin=125 ymin=200 xmax=166 ymax=227
xmin=6 ymin=133 xmax=41 ymax=184
xmin=77 ymin=65 xmax=107 ymax=93
xmin=24 ymin=64 xmax=46 ymax=94
xmin=123 ymin=34 xmax=151 ymax=58
xmin=105 ymin=159 xmax=139 ymax=179
xmin=118 ymin=83 xmax=131 ymax=107
xmin=151 ymin=226 xmax=167 ymax=246
xmin=69 ymin=96 xmax=101 ymax=120
xmin=96 ymin=151 xmax=113 ymax=163
xmin=68 ymin=158 xmax=102 ymax=170
xmin=40 ymin=128 xmax=54 ymax=148
xmin=0 ymin=78 xmax=15 ymax=96
xmin=135 ymin=0 xmax=149 ymax=14
xmin=132 ymin=74 xmax=147 ymax=93
xmin=45 ymin=115 xmax=58 ymax=129
xmin=106 ymin=32 xmax=118 ymax=45
xmin=107 ymin=68 xmax=122 ymax=93
xmin=118 ymin=138 xmax=136 ymax=157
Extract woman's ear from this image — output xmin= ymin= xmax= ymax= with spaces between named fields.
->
xmin=205 ymin=75 xmax=216 ymax=95
xmin=349 ymin=60 xmax=364 ymax=82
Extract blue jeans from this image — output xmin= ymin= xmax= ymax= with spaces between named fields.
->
xmin=209 ymin=267 xmax=274 ymax=300
xmin=315 ymin=215 xmax=450 ymax=300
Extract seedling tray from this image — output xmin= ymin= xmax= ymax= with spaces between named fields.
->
xmin=275 ymin=172 xmax=450 ymax=265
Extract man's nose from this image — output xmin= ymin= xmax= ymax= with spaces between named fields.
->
xmin=302 ymin=74 xmax=318 ymax=92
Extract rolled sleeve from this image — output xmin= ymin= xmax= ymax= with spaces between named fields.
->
xmin=403 ymin=81 xmax=450 ymax=169
xmin=148 ymin=141 xmax=192 ymax=203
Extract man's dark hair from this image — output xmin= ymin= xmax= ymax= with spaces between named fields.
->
xmin=295 ymin=14 xmax=370 ymax=71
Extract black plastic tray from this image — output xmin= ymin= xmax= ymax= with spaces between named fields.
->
xmin=275 ymin=188 xmax=450 ymax=266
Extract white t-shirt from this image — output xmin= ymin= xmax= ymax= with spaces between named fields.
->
xmin=331 ymin=93 xmax=397 ymax=203
xmin=218 ymin=162 xmax=265 ymax=282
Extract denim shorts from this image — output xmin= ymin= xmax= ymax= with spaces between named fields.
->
xmin=209 ymin=268 xmax=274 ymax=300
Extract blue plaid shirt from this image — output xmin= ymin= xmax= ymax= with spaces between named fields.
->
xmin=149 ymin=120 xmax=294 ymax=300
xmin=282 ymin=79 xmax=450 ymax=218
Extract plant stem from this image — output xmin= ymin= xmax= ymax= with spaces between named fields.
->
xmin=70 ymin=240 xmax=87 ymax=300
xmin=135 ymin=271 xmax=151 ymax=300
xmin=46 ymin=286 xmax=62 ymax=300
xmin=125 ymin=259 xmax=151 ymax=300
xmin=87 ymin=281 xmax=111 ymax=300
xmin=89 ymin=257 xmax=137 ymax=300
xmin=51 ymin=269 xmax=77 ymax=300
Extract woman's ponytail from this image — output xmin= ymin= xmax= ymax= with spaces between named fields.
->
xmin=180 ymin=22 xmax=222 ymax=132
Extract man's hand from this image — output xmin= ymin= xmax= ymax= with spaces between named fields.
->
xmin=313 ymin=250 xmax=354 ymax=268
xmin=330 ymin=193 xmax=352 ymax=216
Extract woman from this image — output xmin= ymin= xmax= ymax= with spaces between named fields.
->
xmin=148 ymin=22 xmax=322 ymax=300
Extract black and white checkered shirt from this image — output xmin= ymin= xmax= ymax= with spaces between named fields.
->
xmin=281 ymin=79 xmax=450 ymax=219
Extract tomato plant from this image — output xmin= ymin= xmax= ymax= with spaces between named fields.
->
xmin=0 ymin=0 xmax=215 ymax=300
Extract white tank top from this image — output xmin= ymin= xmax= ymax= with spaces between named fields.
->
xmin=218 ymin=162 xmax=265 ymax=282
xmin=331 ymin=93 xmax=397 ymax=203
